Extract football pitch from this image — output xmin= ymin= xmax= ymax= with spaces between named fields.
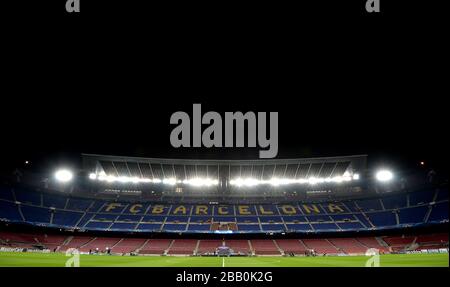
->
xmin=0 ymin=252 xmax=448 ymax=267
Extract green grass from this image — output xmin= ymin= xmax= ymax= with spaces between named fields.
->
xmin=0 ymin=252 xmax=448 ymax=267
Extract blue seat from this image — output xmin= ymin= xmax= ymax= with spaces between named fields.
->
xmin=163 ymin=224 xmax=187 ymax=231
xmin=92 ymin=214 xmax=118 ymax=221
xmin=43 ymin=193 xmax=67 ymax=209
xmin=428 ymin=202 xmax=449 ymax=222
xmin=259 ymin=216 xmax=282 ymax=223
xmin=398 ymin=206 xmax=428 ymax=224
xmin=282 ymin=216 xmax=307 ymax=223
xmin=312 ymin=223 xmax=338 ymax=231
xmin=409 ymin=190 xmax=434 ymax=206
xmin=76 ymin=213 xmax=95 ymax=228
xmin=85 ymin=221 xmax=111 ymax=230
xmin=136 ymin=223 xmax=161 ymax=231
xmin=116 ymin=215 xmax=142 ymax=222
xmin=110 ymin=222 xmax=137 ymax=231
xmin=306 ymin=215 xmax=332 ymax=222
xmin=213 ymin=216 xmax=235 ymax=222
xmin=261 ymin=224 xmax=285 ymax=231
xmin=189 ymin=216 xmax=212 ymax=223
xmin=354 ymin=214 xmax=372 ymax=228
xmin=435 ymin=188 xmax=449 ymax=202
xmin=66 ymin=198 xmax=93 ymax=211
xmin=188 ymin=224 xmax=211 ymax=231
xmin=21 ymin=205 xmax=50 ymax=223
xmin=237 ymin=224 xmax=261 ymax=231
xmin=165 ymin=216 xmax=189 ymax=223
xmin=285 ymin=224 xmax=311 ymax=232
xmin=0 ymin=201 xmax=22 ymax=221
xmin=15 ymin=189 xmax=41 ymax=206
xmin=330 ymin=214 xmax=357 ymax=222
xmin=367 ymin=211 xmax=396 ymax=227
xmin=236 ymin=216 xmax=259 ymax=223
xmin=382 ymin=194 xmax=407 ymax=209
xmin=87 ymin=201 xmax=106 ymax=212
xmin=141 ymin=215 xmax=165 ymax=223
xmin=356 ymin=199 xmax=383 ymax=211
xmin=337 ymin=222 xmax=364 ymax=230
xmin=0 ymin=187 xmax=14 ymax=201
xmin=53 ymin=210 xmax=83 ymax=226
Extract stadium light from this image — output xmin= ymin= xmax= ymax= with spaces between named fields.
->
xmin=230 ymin=174 xmax=356 ymax=187
xmin=183 ymin=178 xmax=219 ymax=187
xmin=91 ymin=174 xmax=218 ymax=187
xmin=55 ymin=169 xmax=73 ymax=183
xmin=376 ymin=170 xmax=393 ymax=182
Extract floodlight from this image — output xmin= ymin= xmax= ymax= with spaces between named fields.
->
xmin=353 ymin=174 xmax=360 ymax=180
xmin=55 ymin=169 xmax=73 ymax=183
xmin=376 ymin=170 xmax=393 ymax=182
xmin=89 ymin=173 xmax=97 ymax=180
xmin=163 ymin=178 xmax=177 ymax=185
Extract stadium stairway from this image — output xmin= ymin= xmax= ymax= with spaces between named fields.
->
xmin=248 ymin=240 xmax=254 ymax=255
xmin=302 ymin=239 xmax=339 ymax=254
xmin=135 ymin=239 xmax=150 ymax=253
xmin=272 ymin=239 xmax=285 ymax=255
xmin=376 ymin=237 xmax=390 ymax=249
xmin=138 ymin=239 xmax=172 ymax=255
xmin=167 ymin=239 xmax=197 ymax=255
xmin=194 ymin=240 xmax=201 ymax=255
xmin=197 ymin=240 xmax=223 ymax=255
xmin=328 ymin=238 xmax=367 ymax=254
xmin=164 ymin=239 xmax=175 ymax=255
xmin=276 ymin=239 xmax=307 ymax=255
xmin=223 ymin=240 xmax=251 ymax=255
xmin=325 ymin=239 xmax=341 ymax=253
xmin=111 ymin=238 xmax=147 ymax=254
xmin=250 ymin=240 xmax=282 ymax=255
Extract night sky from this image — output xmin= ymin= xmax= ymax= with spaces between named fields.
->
xmin=1 ymin=6 xmax=447 ymax=178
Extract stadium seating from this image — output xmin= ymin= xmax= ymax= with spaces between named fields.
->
xmin=398 ymin=206 xmax=428 ymax=224
xmin=275 ymin=239 xmax=307 ymax=254
xmin=0 ymin=230 xmax=447 ymax=255
xmin=0 ymin=185 xmax=447 ymax=235
xmin=302 ymin=239 xmax=338 ymax=254
xmin=78 ymin=237 xmax=122 ymax=252
xmin=111 ymin=238 xmax=147 ymax=254
xmin=328 ymin=238 xmax=368 ymax=254
xmin=58 ymin=236 xmax=94 ymax=252
xmin=197 ymin=240 xmax=223 ymax=254
xmin=250 ymin=240 xmax=281 ymax=255
xmin=167 ymin=239 xmax=197 ymax=255
xmin=139 ymin=239 xmax=172 ymax=254
xmin=224 ymin=240 xmax=251 ymax=254
xmin=427 ymin=202 xmax=449 ymax=223
xmin=0 ymin=201 xmax=22 ymax=221
xmin=356 ymin=237 xmax=390 ymax=253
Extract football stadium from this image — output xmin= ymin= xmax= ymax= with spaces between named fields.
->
xmin=0 ymin=154 xmax=448 ymax=267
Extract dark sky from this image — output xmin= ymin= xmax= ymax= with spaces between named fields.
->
xmin=1 ymin=2 xmax=447 ymax=177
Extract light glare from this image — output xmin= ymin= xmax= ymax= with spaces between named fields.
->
xmin=376 ymin=170 xmax=393 ymax=182
xmin=55 ymin=169 xmax=73 ymax=183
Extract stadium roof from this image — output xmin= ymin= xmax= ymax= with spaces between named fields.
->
xmin=82 ymin=154 xmax=367 ymax=182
